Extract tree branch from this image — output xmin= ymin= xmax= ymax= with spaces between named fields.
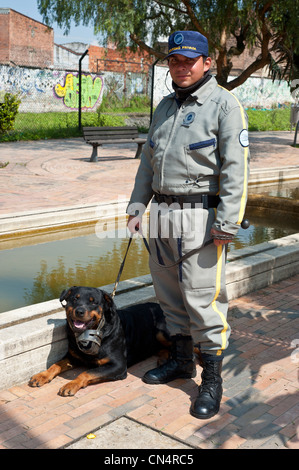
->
xmin=129 ymin=33 xmax=165 ymax=59
xmin=153 ymin=0 xmax=187 ymax=15
xmin=225 ymin=53 xmax=271 ymax=90
xmin=221 ymin=4 xmax=273 ymax=89
xmin=153 ymin=2 xmax=174 ymax=29
xmin=180 ymin=0 xmax=217 ymax=48
xmin=260 ymin=1 xmax=274 ymax=17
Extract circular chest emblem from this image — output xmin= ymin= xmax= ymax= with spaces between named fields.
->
xmin=183 ymin=112 xmax=195 ymax=126
xmin=239 ymin=129 xmax=249 ymax=147
xmin=174 ymin=33 xmax=184 ymax=45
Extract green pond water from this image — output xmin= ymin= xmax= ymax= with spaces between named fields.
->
xmin=1 ymin=207 xmax=298 ymax=313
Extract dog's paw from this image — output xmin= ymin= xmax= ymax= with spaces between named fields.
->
xmin=29 ymin=372 xmax=51 ymax=388
xmin=58 ymin=381 xmax=80 ymax=397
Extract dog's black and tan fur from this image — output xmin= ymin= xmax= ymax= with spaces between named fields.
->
xmin=29 ymin=286 xmax=171 ymax=396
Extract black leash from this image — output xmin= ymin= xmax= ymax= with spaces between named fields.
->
xmin=133 ymin=218 xmax=249 ymax=270
xmin=140 ymin=233 xmax=214 ymax=268
xmin=111 ymin=233 xmax=213 ymax=297
xmin=111 ymin=236 xmax=134 ymax=298
xmin=111 ymin=218 xmax=250 ymax=297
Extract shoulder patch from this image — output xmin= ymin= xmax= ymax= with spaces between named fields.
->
xmin=239 ymin=129 xmax=249 ymax=147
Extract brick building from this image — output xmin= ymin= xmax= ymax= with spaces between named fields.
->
xmin=0 ymin=8 xmax=53 ymax=68
xmin=0 ymin=7 xmax=269 ymax=78
xmin=0 ymin=8 xmax=153 ymax=74
xmin=0 ymin=8 xmax=292 ymax=110
xmin=88 ymin=44 xmax=153 ymax=74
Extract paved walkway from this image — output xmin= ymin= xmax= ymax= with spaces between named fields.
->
xmin=0 ymin=131 xmax=298 ymax=450
xmin=0 ymin=131 xmax=298 ymax=215
xmin=0 ymin=275 xmax=298 ymax=449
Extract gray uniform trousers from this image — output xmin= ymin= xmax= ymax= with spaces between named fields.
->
xmin=148 ymin=201 xmax=231 ymax=357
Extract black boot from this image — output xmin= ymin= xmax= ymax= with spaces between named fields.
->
xmin=190 ymin=358 xmax=223 ymax=419
xmin=142 ymin=335 xmax=196 ymax=384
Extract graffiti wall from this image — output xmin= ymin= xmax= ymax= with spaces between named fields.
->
xmin=0 ymin=65 xmax=103 ymax=112
xmin=0 ymin=63 xmax=293 ymax=113
xmin=231 ymin=76 xmax=294 ymax=108
xmin=153 ymin=65 xmax=294 ymax=108
xmin=0 ymin=65 xmax=149 ymax=113
xmin=54 ymin=73 xmax=103 ymax=110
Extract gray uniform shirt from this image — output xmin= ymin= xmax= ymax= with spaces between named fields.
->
xmin=127 ymin=76 xmax=250 ymax=236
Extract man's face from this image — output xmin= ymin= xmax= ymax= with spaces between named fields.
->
xmin=168 ymin=54 xmax=211 ymax=88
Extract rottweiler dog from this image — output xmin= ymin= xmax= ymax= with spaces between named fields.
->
xmin=29 ymin=286 xmax=171 ymax=396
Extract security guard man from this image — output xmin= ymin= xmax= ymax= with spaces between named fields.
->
xmin=127 ymin=31 xmax=250 ymax=419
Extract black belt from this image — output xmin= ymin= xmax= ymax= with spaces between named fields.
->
xmin=153 ymin=192 xmax=220 ymax=209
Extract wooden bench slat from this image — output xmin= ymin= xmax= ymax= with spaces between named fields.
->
xmin=83 ymin=126 xmax=137 ymax=131
xmin=84 ymin=129 xmax=138 ymax=133
xmin=84 ymin=133 xmax=139 ymax=140
xmin=88 ymin=138 xmax=146 ymax=145
xmin=83 ymin=128 xmax=138 ymax=133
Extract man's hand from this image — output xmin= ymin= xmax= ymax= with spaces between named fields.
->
xmin=211 ymin=227 xmax=234 ymax=246
xmin=127 ymin=215 xmax=143 ymax=234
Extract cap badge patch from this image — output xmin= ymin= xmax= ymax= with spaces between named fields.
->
xmin=174 ymin=33 xmax=184 ymax=45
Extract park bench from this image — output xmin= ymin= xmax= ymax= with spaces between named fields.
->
xmin=83 ymin=126 xmax=147 ymax=162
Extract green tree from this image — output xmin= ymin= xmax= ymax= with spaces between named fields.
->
xmin=38 ymin=0 xmax=299 ymax=90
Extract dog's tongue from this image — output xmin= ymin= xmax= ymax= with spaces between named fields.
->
xmin=74 ymin=320 xmax=86 ymax=329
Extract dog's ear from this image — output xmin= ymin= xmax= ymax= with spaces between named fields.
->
xmin=60 ymin=287 xmax=75 ymax=306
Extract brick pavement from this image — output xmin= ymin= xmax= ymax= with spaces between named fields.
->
xmin=0 ymin=138 xmax=140 ymax=215
xmin=0 ymin=275 xmax=298 ymax=449
xmin=0 ymin=131 xmax=298 ymax=449
xmin=0 ymin=131 xmax=298 ymax=215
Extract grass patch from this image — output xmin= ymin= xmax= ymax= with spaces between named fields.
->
xmin=0 ymin=109 xmax=142 ymax=142
xmin=0 ymin=112 xmax=96 ymax=142
xmin=97 ymin=94 xmax=151 ymax=114
xmin=0 ymin=104 xmax=292 ymax=142
xmin=0 ymin=94 xmax=152 ymax=142
xmin=247 ymin=107 xmax=291 ymax=131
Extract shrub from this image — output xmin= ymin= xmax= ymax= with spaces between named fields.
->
xmin=247 ymin=107 xmax=290 ymax=131
xmin=97 ymin=93 xmax=151 ymax=113
xmin=97 ymin=113 xmax=125 ymax=126
xmin=0 ymin=92 xmax=21 ymax=135
xmin=128 ymin=94 xmax=151 ymax=111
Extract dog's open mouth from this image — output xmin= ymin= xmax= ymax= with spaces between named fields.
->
xmin=72 ymin=319 xmax=94 ymax=331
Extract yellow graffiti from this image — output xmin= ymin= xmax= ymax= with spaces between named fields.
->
xmin=54 ymin=73 xmax=103 ymax=109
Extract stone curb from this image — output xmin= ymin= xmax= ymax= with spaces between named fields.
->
xmin=1 ymin=233 xmax=298 ymax=391
xmin=1 ymin=167 xmax=298 ymax=238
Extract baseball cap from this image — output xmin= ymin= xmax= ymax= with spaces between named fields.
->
xmin=165 ymin=31 xmax=209 ymax=59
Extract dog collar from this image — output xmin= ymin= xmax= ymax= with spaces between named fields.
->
xmin=76 ymin=316 xmax=105 ymax=355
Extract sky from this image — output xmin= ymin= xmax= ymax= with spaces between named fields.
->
xmin=0 ymin=0 xmax=101 ymax=45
